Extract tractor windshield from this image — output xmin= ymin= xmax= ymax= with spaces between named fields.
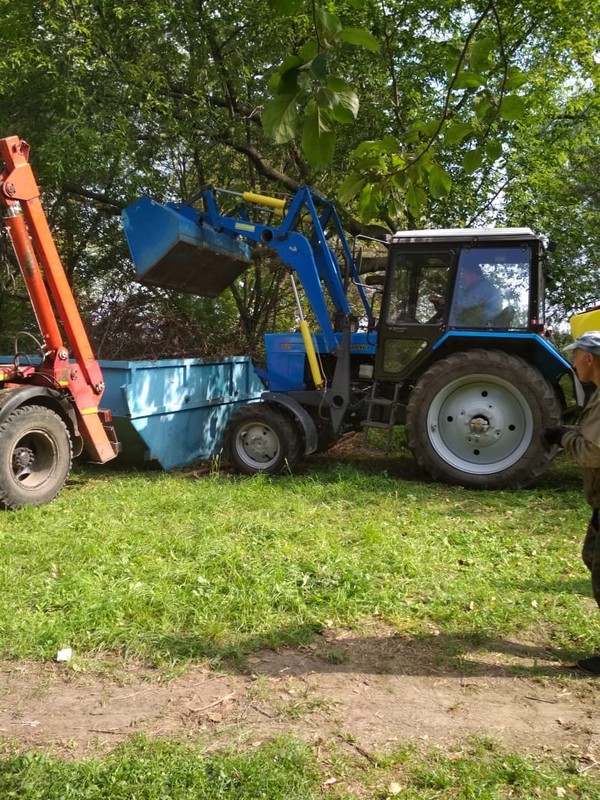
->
xmin=449 ymin=246 xmax=532 ymax=329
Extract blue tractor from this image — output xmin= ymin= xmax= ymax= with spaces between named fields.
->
xmin=122 ymin=186 xmax=582 ymax=489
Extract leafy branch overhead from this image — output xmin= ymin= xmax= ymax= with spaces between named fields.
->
xmin=0 ymin=0 xmax=597 ymax=341
xmin=263 ymin=2 xmax=379 ymax=170
xmin=266 ymin=0 xmax=528 ymax=226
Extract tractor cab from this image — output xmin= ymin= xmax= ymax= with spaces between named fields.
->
xmin=374 ymin=228 xmax=546 ymax=383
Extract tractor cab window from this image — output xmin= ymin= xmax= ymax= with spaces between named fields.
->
xmin=385 ymin=250 xmax=452 ymax=325
xmin=449 ymin=246 xmax=532 ymax=329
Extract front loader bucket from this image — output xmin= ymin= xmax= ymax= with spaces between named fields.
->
xmin=122 ymin=197 xmax=252 ymax=297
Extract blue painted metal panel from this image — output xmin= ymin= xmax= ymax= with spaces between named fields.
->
xmin=433 ymin=331 xmax=572 ymax=381
xmin=263 ymin=331 xmax=376 ymax=391
xmin=0 ymin=354 xmax=263 ymax=468
xmin=263 ymin=334 xmax=307 ymax=391
xmin=99 ymin=357 xmax=264 ymax=469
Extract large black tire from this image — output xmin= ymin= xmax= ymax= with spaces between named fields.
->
xmin=0 ymin=405 xmax=73 ymax=509
xmin=405 ymin=350 xmax=561 ymax=489
xmin=225 ymin=403 xmax=302 ymax=476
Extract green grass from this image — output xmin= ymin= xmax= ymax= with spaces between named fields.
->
xmin=2 ymin=449 xmax=600 ymax=795
xmin=0 ymin=734 xmax=598 ymax=799
xmin=0 ymin=735 xmax=319 ymax=799
xmin=0 ymin=450 xmax=597 ymax=666
xmin=354 ymin=736 xmax=600 ymax=799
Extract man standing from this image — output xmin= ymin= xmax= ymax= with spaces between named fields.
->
xmin=544 ymin=331 xmax=600 ymax=674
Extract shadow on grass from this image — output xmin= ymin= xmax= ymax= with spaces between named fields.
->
xmin=519 ymin=576 xmax=593 ymax=596
xmin=72 ymin=441 xmax=585 ymax=497
xmin=151 ymin=624 xmax=591 ymax=681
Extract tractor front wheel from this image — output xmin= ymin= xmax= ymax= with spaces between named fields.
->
xmin=225 ymin=403 xmax=302 ymax=475
xmin=405 ymin=350 xmax=561 ymax=489
xmin=0 ymin=404 xmax=73 ymax=509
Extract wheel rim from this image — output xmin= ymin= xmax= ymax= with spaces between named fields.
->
xmin=426 ymin=372 xmax=533 ymax=475
xmin=235 ymin=420 xmax=281 ymax=469
xmin=10 ymin=429 xmax=59 ymax=490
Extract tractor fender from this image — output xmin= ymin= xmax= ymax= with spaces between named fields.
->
xmin=431 ymin=331 xmax=586 ymax=412
xmin=261 ymin=392 xmax=319 ymax=455
xmin=0 ymin=386 xmax=84 ymax=457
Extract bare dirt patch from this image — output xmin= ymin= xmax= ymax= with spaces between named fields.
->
xmin=2 ymin=626 xmax=599 ymax=763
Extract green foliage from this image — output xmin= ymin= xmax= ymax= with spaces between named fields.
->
xmin=263 ymin=2 xmax=370 ymax=167
xmin=500 ymin=86 xmax=600 ymax=321
xmin=0 ymin=0 xmax=598 ymax=348
xmin=260 ymin=1 xmax=543 ymax=225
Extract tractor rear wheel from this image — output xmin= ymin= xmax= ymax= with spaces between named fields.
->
xmin=405 ymin=350 xmax=561 ymax=489
xmin=225 ymin=403 xmax=302 ymax=475
xmin=0 ymin=404 xmax=73 ymax=509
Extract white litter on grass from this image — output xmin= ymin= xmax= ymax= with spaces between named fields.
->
xmin=56 ymin=647 xmax=72 ymax=662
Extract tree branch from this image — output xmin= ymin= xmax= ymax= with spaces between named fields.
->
xmin=61 ymin=183 xmax=124 ymax=215
xmin=207 ymin=95 xmax=262 ymax=124
xmin=217 ymin=136 xmax=301 ymax=192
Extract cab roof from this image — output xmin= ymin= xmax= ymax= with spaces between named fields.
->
xmin=390 ymin=227 xmax=538 ymax=244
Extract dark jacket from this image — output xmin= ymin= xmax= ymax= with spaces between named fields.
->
xmin=562 ymin=388 xmax=600 ymax=508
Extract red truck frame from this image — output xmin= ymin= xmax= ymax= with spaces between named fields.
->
xmin=0 ymin=136 xmax=118 ymax=509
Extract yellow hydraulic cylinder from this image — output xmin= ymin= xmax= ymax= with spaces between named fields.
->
xmin=242 ymin=191 xmax=286 ymax=216
xmin=299 ymin=319 xmax=325 ymax=389
xmin=289 ymin=272 xmax=325 ymax=390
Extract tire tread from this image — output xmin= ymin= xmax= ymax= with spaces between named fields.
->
xmin=405 ymin=350 xmax=561 ymax=489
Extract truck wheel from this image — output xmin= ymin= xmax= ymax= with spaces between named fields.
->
xmin=225 ymin=403 xmax=302 ymax=475
xmin=405 ymin=350 xmax=561 ymax=489
xmin=0 ymin=405 xmax=73 ymax=509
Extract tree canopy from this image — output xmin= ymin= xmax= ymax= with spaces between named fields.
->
xmin=0 ymin=0 xmax=598 ymax=356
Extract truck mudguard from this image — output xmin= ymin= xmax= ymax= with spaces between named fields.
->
xmin=0 ymin=386 xmax=83 ymax=456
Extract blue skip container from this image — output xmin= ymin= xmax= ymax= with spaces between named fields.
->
xmin=99 ymin=356 xmax=264 ymax=469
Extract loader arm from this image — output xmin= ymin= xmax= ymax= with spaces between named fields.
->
xmin=122 ymin=185 xmax=375 ymax=440
xmin=200 ymin=188 xmax=347 ymax=351
xmin=124 ymin=185 xmax=372 ymax=355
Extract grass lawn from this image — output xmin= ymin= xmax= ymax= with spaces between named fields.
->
xmin=1 ymin=443 xmax=599 ymax=797
xmin=1 ymin=734 xmax=598 ymax=799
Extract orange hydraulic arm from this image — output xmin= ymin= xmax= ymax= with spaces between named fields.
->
xmin=0 ymin=136 xmax=117 ymax=463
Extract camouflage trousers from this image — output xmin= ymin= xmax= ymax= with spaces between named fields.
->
xmin=582 ymin=509 xmax=600 ymax=608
